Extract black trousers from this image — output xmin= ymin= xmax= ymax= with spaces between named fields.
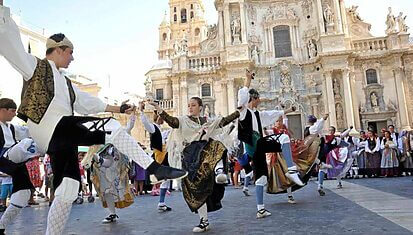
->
xmin=0 ymin=157 xmax=34 ymax=194
xmin=252 ymin=135 xmax=282 ymax=181
xmin=47 ymin=116 xmax=106 ymax=189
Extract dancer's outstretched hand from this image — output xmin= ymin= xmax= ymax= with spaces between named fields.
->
xmin=323 ymin=113 xmax=329 ymax=120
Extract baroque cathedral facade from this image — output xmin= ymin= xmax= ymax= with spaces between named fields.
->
xmin=144 ymin=0 xmax=413 ymax=139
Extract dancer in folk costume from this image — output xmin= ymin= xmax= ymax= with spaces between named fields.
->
xmin=380 ymin=131 xmax=400 ymax=177
xmin=139 ymin=102 xmax=174 ymax=212
xmin=0 ymin=98 xmax=42 ymax=235
xmin=0 ymin=5 xmax=187 ymax=234
xmin=266 ymin=115 xmax=321 ymax=204
xmin=149 ymin=97 xmax=240 ymax=233
xmin=324 ymin=127 xmax=353 ymax=189
xmin=399 ymin=129 xmax=413 ymax=175
xmin=364 ymin=130 xmax=381 ymax=177
xmin=237 ymin=70 xmax=302 ymax=219
xmin=81 ymin=111 xmax=137 ymax=223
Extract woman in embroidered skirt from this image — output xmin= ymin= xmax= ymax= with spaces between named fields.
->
xmin=149 ymin=97 xmax=240 ymax=233
xmin=380 ymin=131 xmax=399 ymax=177
xmin=364 ymin=130 xmax=381 ymax=177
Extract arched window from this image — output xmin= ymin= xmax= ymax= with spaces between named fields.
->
xmin=174 ymin=7 xmax=177 ymax=13
xmin=195 ymin=28 xmax=200 ymax=36
xmin=190 ymin=11 xmax=194 ymax=19
xmin=181 ymin=9 xmax=187 ymax=23
xmin=366 ymin=69 xmax=378 ymax=84
xmin=201 ymin=84 xmax=211 ymax=97
xmin=162 ymin=33 xmax=167 ymax=41
xmin=273 ymin=25 xmax=292 ymax=58
xmin=174 ymin=14 xmax=177 ymax=22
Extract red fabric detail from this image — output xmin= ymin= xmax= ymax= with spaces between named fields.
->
xmin=25 ymin=156 xmax=43 ymax=188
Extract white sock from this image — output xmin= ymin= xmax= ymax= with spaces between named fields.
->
xmin=0 ymin=189 xmax=30 ymax=229
xmin=45 ymin=198 xmax=73 ymax=235
xmin=257 ymin=204 xmax=265 ymax=211
xmin=107 ymin=128 xmax=154 ymax=169
xmin=287 ymin=187 xmax=293 ymax=197
xmin=198 ymin=203 xmax=208 ymax=221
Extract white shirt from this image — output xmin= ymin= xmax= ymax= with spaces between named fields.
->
xmin=0 ymin=9 xmax=107 ymax=152
xmin=237 ymin=87 xmax=284 ymax=133
xmin=0 ymin=121 xmax=29 ymax=148
xmin=140 ymin=113 xmax=170 ymax=145
xmin=309 ymin=118 xmax=326 ymax=135
xmin=390 ymin=132 xmax=399 ymax=147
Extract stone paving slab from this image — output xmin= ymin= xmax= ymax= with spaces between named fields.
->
xmin=3 ymin=178 xmax=413 ymax=235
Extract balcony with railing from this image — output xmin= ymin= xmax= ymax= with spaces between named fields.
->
xmin=188 ymin=55 xmax=221 ymax=71
xmin=159 ymin=99 xmax=173 ymax=110
xmin=351 ymin=37 xmax=388 ymax=53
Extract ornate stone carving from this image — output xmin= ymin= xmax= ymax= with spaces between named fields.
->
xmin=247 ymin=4 xmax=257 ymax=22
xmin=280 ymin=61 xmax=292 ymax=91
xmin=370 ymin=92 xmax=378 ymax=107
xmin=204 ymin=104 xmax=210 ymax=117
xmin=251 ymin=45 xmax=260 ymax=64
xmin=301 ymin=0 xmax=313 ymax=17
xmin=307 ymin=39 xmax=318 ymax=59
xmin=396 ymin=12 xmax=409 ymax=33
xmin=207 ymin=24 xmax=218 ymax=40
xmin=333 ymin=77 xmax=341 ymax=99
xmin=336 ymin=103 xmax=344 ymax=128
xmin=263 ymin=4 xmax=298 ymax=24
xmin=231 ymin=14 xmax=241 ymax=45
xmin=348 ymin=5 xmax=362 ymax=23
xmin=323 ymin=3 xmax=334 ymax=26
xmin=386 ymin=7 xmax=397 ymax=34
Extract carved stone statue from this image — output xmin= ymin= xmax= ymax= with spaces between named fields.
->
xmin=396 ymin=12 xmax=409 ymax=32
xmin=204 ymin=104 xmax=210 ymax=118
xmin=251 ymin=46 xmax=259 ymax=64
xmin=301 ymin=0 xmax=313 ymax=16
xmin=231 ymin=15 xmax=241 ymax=44
xmin=307 ymin=40 xmax=317 ymax=59
xmin=336 ymin=103 xmax=344 ymax=128
xmin=180 ymin=38 xmax=188 ymax=54
xmin=348 ymin=5 xmax=362 ymax=22
xmin=333 ymin=78 xmax=341 ymax=98
xmin=286 ymin=8 xmax=296 ymax=19
xmin=371 ymin=92 xmax=379 ymax=107
xmin=386 ymin=7 xmax=397 ymax=34
xmin=323 ymin=4 xmax=334 ymax=25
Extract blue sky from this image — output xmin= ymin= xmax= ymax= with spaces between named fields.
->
xmin=3 ymin=0 xmax=413 ymax=96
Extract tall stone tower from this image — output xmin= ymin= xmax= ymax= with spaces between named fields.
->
xmin=158 ymin=0 xmax=208 ymax=60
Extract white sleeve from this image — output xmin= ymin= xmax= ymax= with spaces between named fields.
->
xmin=340 ymin=128 xmax=351 ymax=138
xmin=309 ymin=118 xmax=325 ymax=135
xmin=140 ymin=113 xmax=155 ymax=134
xmin=12 ymin=125 xmax=30 ymax=140
xmin=124 ymin=114 xmax=136 ymax=134
xmin=0 ymin=6 xmax=37 ymax=80
xmin=380 ymin=139 xmax=385 ymax=150
xmin=72 ymin=84 xmax=107 ymax=115
xmin=259 ymin=110 xmax=285 ymax=128
xmin=373 ymin=138 xmax=381 ymax=152
xmin=237 ymin=87 xmax=249 ymax=109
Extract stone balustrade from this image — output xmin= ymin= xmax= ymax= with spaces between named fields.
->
xmin=188 ymin=55 xmax=221 ymax=71
xmin=159 ymin=99 xmax=173 ymax=110
xmin=352 ymin=37 xmax=388 ymax=53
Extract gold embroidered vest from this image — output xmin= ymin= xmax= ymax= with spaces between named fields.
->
xmin=17 ymin=58 xmax=76 ymax=124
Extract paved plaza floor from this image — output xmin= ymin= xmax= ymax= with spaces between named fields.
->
xmin=3 ymin=176 xmax=413 ymax=234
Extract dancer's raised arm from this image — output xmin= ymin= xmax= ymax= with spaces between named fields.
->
xmin=0 ymin=5 xmax=37 ymax=80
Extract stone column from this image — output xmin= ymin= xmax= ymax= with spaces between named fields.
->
xmin=316 ymin=0 xmax=326 ymax=35
xmin=239 ymin=3 xmax=247 ymax=43
xmin=218 ymin=10 xmax=225 ymax=49
xmin=342 ymin=69 xmax=355 ymax=127
xmin=333 ymin=0 xmax=343 ymax=34
xmin=180 ymin=77 xmax=189 ymax=116
xmin=349 ymin=70 xmax=361 ymax=129
xmin=227 ymin=79 xmax=236 ymax=113
xmin=224 ymin=4 xmax=231 ymax=46
xmin=339 ymin=0 xmax=349 ymax=35
xmin=221 ymin=81 xmax=229 ymax=116
xmin=324 ymin=71 xmax=337 ymax=127
xmin=172 ymin=77 xmax=181 ymax=116
xmin=393 ymin=67 xmax=411 ymax=129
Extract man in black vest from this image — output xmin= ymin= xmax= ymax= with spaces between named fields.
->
xmin=139 ymin=102 xmax=172 ymax=212
xmin=0 ymin=98 xmax=40 ymax=235
xmin=237 ymin=71 xmax=303 ymax=219
xmin=0 ymin=5 xmax=187 ymax=234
